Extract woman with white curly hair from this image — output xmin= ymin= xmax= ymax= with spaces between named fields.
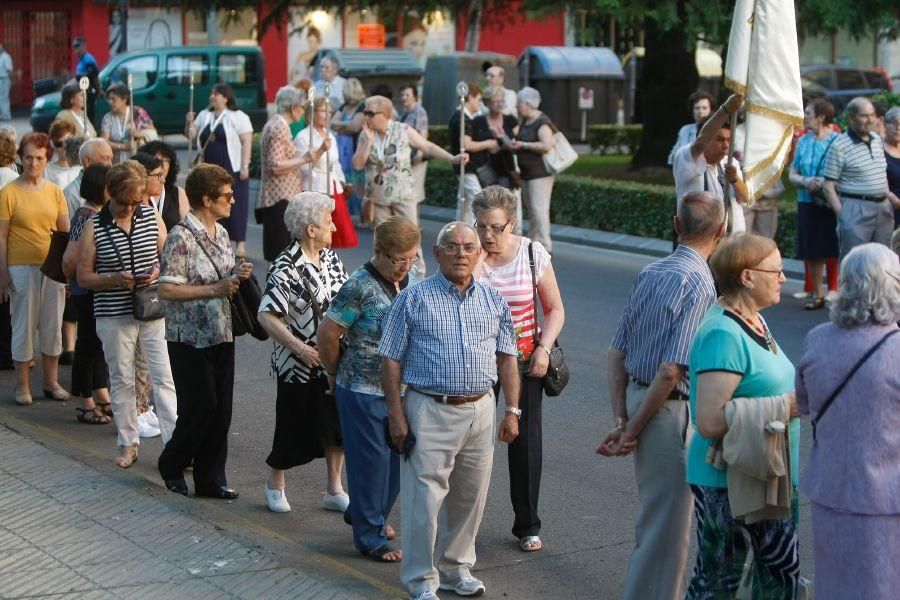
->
xmin=258 ymin=191 xmax=349 ymax=514
xmin=795 ymin=242 xmax=900 ymax=600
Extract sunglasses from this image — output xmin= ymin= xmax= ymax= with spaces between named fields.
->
xmin=363 ymin=110 xmax=377 ymax=118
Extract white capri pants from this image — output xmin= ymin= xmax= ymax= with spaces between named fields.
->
xmin=8 ymin=265 xmax=64 ymax=362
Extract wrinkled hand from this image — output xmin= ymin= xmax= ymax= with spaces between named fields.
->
xmin=232 ymin=261 xmax=253 ymax=281
xmin=0 ymin=270 xmax=14 ymax=303
xmin=320 ymin=137 xmax=332 ymax=152
xmin=451 ymin=153 xmax=469 ymax=166
xmin=212 ymin=277 xmax=240 ymax=298
xmin=185 ymin=111 xmax=195 ymax=124
xmin=527 ymin=348 xmax=549 ymax=378
xmin=724 ymin=164 xmax=740 ymax=184
xmin=498 ymin=413 xmax=519 ymax=444
xmin=361 ymin=122 xmax=375 ymax=144
xmin=806 ymin=177 xmax=823 ymax=192
xmin=297 ymin=343 xmax=320 ymax=368
xmin=724 ymin=94 xmax=744 ymax=115
xmin=389 ymin=412 xmax=409 ymax=452
xmin=596 ymin=428 xmax=623 ymax=457
xmin=485 ymin=139 xmax=500 ymax=153
xmin=114 ymin=271 xmax=136 ymax=290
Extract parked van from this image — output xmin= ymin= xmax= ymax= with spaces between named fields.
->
xmin=30 ymin=45 xmax=267 ymax=134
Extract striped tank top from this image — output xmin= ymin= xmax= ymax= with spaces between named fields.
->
xmin=92 ymin=204 xmax=160 ymax=318
xmin=477 ymin=237 xmax=550 ymax=370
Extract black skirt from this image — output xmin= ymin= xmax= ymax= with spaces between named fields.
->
xmin=266 ymin=373 xmax=343 ymax=470
xmin=796 ymin=201 xmax=839 ymax=260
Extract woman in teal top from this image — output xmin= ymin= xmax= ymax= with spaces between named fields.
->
xmin=686 ymin=234 xmax=802 ymax=599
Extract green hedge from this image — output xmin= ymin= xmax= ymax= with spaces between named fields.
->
xmin=428 ymin=125 xmax=450 ymax=150
xmin=424 ymin=162 xmax=799 ymax=258
xmin=587 ymin=125 xmax=643 ymax=155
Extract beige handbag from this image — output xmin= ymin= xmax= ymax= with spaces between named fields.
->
xmin=541 ymin=118 xmax=578 ymax=175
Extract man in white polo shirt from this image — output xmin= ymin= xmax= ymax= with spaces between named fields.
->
xmin=673 ymin=94 xmax=748 ymax=234
xmin=822 ymin=96 xmax=892 ymax=258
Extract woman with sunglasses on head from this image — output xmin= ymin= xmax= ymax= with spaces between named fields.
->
xmin=76 ymin=160 xmax=178 ymax=469
xmin=186 ymin=83 xmax=253 ymax=260
xmin=138 ymin=140 xmax=190 ymax=233
xmin=471 ymin=185 xmax=564 ymax=553
xmin=685 ymin=234 xmax=803 ymax=598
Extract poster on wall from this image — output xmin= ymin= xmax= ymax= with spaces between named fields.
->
xmin=287 ymin=9 xmax=343 ymax=84
xmin=380 ymin=12 xmax=455 ymax=69
xmin=109 ymin=7 xmax=127 ymax=57
xmin=126 ymin=8 xmax=182 ymax=51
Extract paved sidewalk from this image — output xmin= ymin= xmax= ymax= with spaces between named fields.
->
xmin=0 ymin=425 xmax=359 ymax=600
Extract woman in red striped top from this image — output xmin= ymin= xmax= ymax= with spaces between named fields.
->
xmin=473 ymin=185 xmax=565 ymax=553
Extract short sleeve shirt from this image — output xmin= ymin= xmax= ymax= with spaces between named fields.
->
xmin=259 ymin=115 xmax=301 ymax=209
xmin=68 ymin=205 xmax=99 ymax=296
xmin=686 ymin=304 xmax=799 ymax=488
xmin=365 ymin=120 xmax=412 ymax=206
xmin=822 ymin=130 xmax=888 ymax=197
xmin=159 ymin=213 xmax=235 ymax=348
xmin=792 ymin=131 xmax=838 ymax=203
xmin=0 ymin=181 xmax=68 ymax=265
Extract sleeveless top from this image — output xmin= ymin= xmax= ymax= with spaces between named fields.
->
xmin=92 ymin=204 xmax=160 ymax=318
xmin=365 ymin=120 xmax=412 ymax=205
xmin=156 ymin=183 xmax=182 ymax=232
xmin=517 ymin=115 xmax=553 ymax=180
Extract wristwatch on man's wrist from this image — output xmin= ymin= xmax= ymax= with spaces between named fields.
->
xmin=505 ymin=406 xmax=522 ymax=418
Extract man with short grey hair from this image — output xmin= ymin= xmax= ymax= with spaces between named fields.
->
xmin=823 ymin=96 xmax=893 ymax=258
xmin=485 ymin=65 xmax=517 ymax=117
xmin=314 ymin=55 xmax=345 ymax=108
xmin=599 ymin=190 xmax=725 ymax=600
xmin=64 ymin=138 xmax=113 ymax=217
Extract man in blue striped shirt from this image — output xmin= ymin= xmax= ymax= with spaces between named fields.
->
xmin=380 ymin=222 xmax=520 ymax=600
xmin=598 ymin=191 xmax=724 ymax=600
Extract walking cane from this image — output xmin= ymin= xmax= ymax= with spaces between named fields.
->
xmin=127 ymin=74 xmax=135 ymax=149
xmin=307 ymin=87 xmax=316 ymax=192
xmin=324 ymin=82 xmax=333 ymax=197
xmin=723 ymin=110 xmax=739 ymax=235
xmin=187 ymin=74 xmax=195 ymax=167
xmin=456 ymin=81 xmax=468 ymax=212
xmin=78 ymin=77 xmax=90 ymax=136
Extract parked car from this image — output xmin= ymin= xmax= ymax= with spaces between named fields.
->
xmin=801 ymin=64 xmax=892 ymax=111
xmin=30 ymin=45 xmax=268 ymax=134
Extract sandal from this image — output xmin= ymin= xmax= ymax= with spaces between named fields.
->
xmin=343 ymin=512 xmax=396 ymax=541
xmin=76 ymin=407 xmax=111 ymax=425
xmin=115 ymin=445 xmax=139 ymax=469
xmin=94 ymin=401 xmax=113 ymax=417
xmin=361 ymin=544 xmax=402 ymax=563
xmin=519 ymin=535 xmax=543 ymax=552
xmin=804 ymin=297 xmax=826 ymax=311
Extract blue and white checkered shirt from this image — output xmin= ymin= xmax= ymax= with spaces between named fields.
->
xmin=378 ymin=271 xmax=516 ymax=396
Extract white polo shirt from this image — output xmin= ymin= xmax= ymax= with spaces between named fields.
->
xmin=673 ymin=144 xmax=746 ymax=234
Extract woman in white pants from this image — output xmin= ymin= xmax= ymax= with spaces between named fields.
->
xmin=76 ymin=160 xmax=177 ymax=468
xmin=0 ymin=132 xmax=70 ymax=406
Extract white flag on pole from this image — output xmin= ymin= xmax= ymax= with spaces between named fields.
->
xmin=724 ymin=0 xmax=803 ymax=203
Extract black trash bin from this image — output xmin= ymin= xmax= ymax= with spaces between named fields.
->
xmin=518 ymin=46 xmax=625 ymax=140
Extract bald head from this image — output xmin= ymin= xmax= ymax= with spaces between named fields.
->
xmin=79 ymin=138 xmax=113 ymax=168
xmin=486 ymin=66 xmax=506 ymax=86
xmin=847 ymin=97 xmax=877 ymax=138
xmin=676 ymin=191 xmax=725 ymax=244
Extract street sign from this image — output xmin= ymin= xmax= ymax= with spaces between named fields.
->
xmin=578 ymin=87 xmax=594 ymax=110
xmin=358 ymin=24 xmax=385 ymax=49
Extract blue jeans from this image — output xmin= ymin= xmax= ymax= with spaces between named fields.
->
xmin=335 ymin=385 xmax=400 ymax=552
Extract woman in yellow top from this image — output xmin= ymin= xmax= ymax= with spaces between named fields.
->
xmin=56 ymin=82 xmax=97 ymax=138
xmin=0 ymin=132 xmax=71 ymax=406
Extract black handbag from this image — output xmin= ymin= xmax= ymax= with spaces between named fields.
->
xmin=173 ymin=223 xmax=269 ymax=341
xmin=102 ymin=222 xmax=165 ymax=321
xmin=808 ymin=136 xmax=836 ymax=209
xmin=40 ymin=229 xmax=69 ymax=284
xmin=527 ymin=242 xmax=569 ymax=396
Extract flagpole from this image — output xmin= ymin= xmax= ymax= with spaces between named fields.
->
xmin=723 ymin=110 xmax=739 ymax=234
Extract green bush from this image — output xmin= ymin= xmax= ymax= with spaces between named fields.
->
xmin=429 ymin=125 xmax=450 ymax=150
xmin=587 ymin=125 xmax=643 ymax=155
xmin=424 ymin=162 xmax=799 ymax=257
xmin=249 ymin=132 xmax=262 ymax=180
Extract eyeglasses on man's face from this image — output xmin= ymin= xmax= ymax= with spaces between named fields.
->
xmin=439 ymin=243 xmax=479 ymax=256
xmin=475 ymin=221 xmax=510 ymax=235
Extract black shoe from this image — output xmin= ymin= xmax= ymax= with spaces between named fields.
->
xmin=343 ymin=510 xmax=352 ymax=526
xmin=164 ymin=478 xmax=189 ymax=496
xmin=59 ymin=351 xmax=74 ymax=366
xmin=196 ymin=486 xmax=238 ymax=500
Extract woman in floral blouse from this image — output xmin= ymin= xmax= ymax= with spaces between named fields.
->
xmin=157 ymin=163 xmax=253 ymax=499
xmin=258 ymin=191 xmax=349 ymax=514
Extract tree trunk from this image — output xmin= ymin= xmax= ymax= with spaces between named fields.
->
xmin=630 ymin=2 xmax=699 ymax=168
xmin=465 ymin=0 xmax=482 ymax=52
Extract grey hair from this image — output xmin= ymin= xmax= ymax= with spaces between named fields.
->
xmin=343 ymin=78 xmax=365 ymax=104
xmin=0 ymin=125 xmax=16 ymax=143
xmin=517 ymin=86 xmax=541 ymax=110
xmin=321 ymin=54 xmax=339 ymax=69
xmin=78 ymin=138 xmax=110 ymax=165
xmin=436 ymin=221 xmax=479 ymax=247
xmin=830 ymin=243 xmax=900 ymax=328
xmin=484 ymin=85 xmax=506 ymax=101
xmin=677 ymin=191 xmax=725 ymax=243
xmin=846 ymin=97 xmax=873 ymax=118
xmin=886 ymin=106 xmax=900 ymax=127
xmin=63 ymin=136 xmax=86 ymax=165
xmin=472 ymin=185 xmax=517 ymax=221
xmin=284 ymin=191 xmax=335 ymax=240
xmin=274 ymin=86 xmax=303 ymax=114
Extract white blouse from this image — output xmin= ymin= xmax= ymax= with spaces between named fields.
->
xmin=293 ymin=126 xmax=345 ymax=195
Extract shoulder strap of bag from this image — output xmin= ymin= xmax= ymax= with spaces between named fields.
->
xmin=172 ymin=222 xmax=224 ymax=280
xmin=528 ymin=242 xmax=542 ymax=344
xmin=812 ymin=329 xmax=899 ymax=441
xmin=300 ymin=271 xmax=324 ymax=330
xmin=102 ymin=222 xmax=132 ymax=275
xmin=363 ymin=261 xmax=405 ymax=301
xmin=814 ymin=135 xmax=837 ymax=174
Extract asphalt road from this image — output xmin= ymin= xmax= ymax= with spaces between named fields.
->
xmin=0 ymin=217 xmax=829 ymax=599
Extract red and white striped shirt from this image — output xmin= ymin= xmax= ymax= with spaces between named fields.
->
xmin=477 ymin=238 xmax=550 ymax=367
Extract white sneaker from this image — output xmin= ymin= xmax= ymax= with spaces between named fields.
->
xmin=411 ymin=592 xmax=439 ymax=600
xmin=322 ymin=491 xmax=350 ymax=512
xmin=439 ymin=575 xmax=485 ymax=597
xmin=137 ymin=411 xmax=161 ymax=438
xmin=143 ymin=406 xmax=160 ymax=429
xmin=791 ymin=291 xmax=811 ymax=299
xmin=265 ymin=483 xmax=291 ymax=513
xmin=825 ymin=290 xmax=839 ymax=302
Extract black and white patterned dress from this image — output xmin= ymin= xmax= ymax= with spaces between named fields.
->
xmin=259 ymin=240 xmax=347 ymax=383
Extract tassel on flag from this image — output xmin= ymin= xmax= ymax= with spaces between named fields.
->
xmin=724 ymin=0 xmax=804 ymax=203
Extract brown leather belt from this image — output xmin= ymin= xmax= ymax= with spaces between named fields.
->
xmin=411 ymin=387 xmax=487 ymax=405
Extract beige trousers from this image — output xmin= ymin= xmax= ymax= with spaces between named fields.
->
xmin=743 ymin=199 xmax=779 ymax=239
xmin=621 ymin=381 xmax=693 ymax=600
xmin=400 ymin=388 xmax=495 ymax=596
xmin=8 ymin=265 xmax=64 ymax=362
xmin=411 ymin=161 xmax=428 ymax=203
xmin=522 ymin=175 xmax=554 ymax=252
